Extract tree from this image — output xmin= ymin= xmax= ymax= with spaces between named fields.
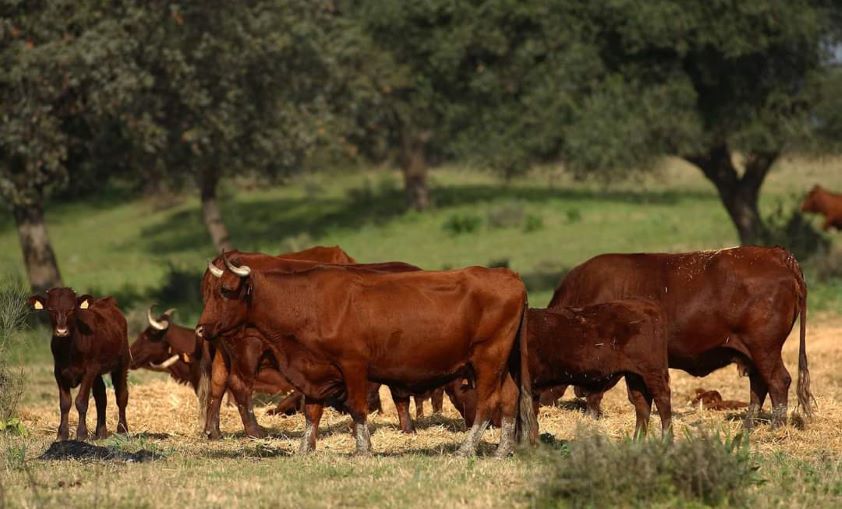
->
xmin=0 ymin=1 xmax=145 ymax=290
xmin=128 ymin=1 xmax=334 ymax=252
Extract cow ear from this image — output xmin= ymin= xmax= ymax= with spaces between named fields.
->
xmin=77 ymin=295 xmax=93 ymax=310
xmin=28 ymin=295 xmax=45 ymax=311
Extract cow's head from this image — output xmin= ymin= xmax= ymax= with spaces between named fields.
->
xmin=196 ymin=252 xmax=252 ymax=340
xmin=130 ymin=306 xmax=180 ymax=370
xmin=801 ymin=185 xmax=825 ymax=213
xmin=28 ymin=288 xmax=93 ymax=338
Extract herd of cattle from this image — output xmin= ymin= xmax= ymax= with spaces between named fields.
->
xmin=27 ymin=177 xmax=842 ymax=458
xmin=29 ymin=241 xmax=817 ymax=456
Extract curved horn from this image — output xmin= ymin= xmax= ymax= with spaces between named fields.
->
xmin=163 ymin=308 xmax=176 ymax=318
xmin=149 ymin=354 xmax=180 ymax=370
xmin=208 ymin=260 xmax=224 ymax=278
xmin=223 ymin=251 xmax=251 ymax=277
xmin=147 ymin=306 xmax=169 ymax=331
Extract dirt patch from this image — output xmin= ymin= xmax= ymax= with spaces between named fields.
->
xmin=39 ymin=440 xmax=163 ymax=462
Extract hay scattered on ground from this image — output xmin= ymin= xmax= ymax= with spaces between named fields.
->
xmin=16 ymin=318 xmax=842 ymax=459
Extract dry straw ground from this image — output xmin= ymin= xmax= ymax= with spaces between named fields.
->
xmin=2 ymin=316 xmax=842 ymax=507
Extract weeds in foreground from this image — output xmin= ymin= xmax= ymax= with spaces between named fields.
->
xmin=0 ymin=277 xmax=27 ymax=423
xmin=533 ymin=429 xmax=759 ymax=508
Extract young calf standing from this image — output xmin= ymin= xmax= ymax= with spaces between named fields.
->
xmin=448 ymin=300 xmax=671 ymax=436
xmin=30 ymin=288 xmax=130 ymax=441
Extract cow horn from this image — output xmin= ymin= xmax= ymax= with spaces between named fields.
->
xmin=222 ymin=251 xmax=251 ymax=277
xmin=208 ymin=260 xmax=224 ymax=278
xmin=163 ymin=308 xmax=176 ymax=318
xmin=147 ymin=306 xmax=169 ymax=331
xmin=149 ymin=354 xmax=180 ymax=370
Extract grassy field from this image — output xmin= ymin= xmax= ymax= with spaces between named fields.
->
xmin=2 ymin=158 xmax=842 ymax=507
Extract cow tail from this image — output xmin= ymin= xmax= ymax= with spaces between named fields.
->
xmin=197 ymin=341 xmax=212 ymax=431
xmin=785 ymin=250 xmax=815 ymax=419
xmin=515 ymin=297 xmax=538 ymax=446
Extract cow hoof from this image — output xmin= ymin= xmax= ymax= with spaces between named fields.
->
xmin=246 ymin=427 xmax=267 ymax=439
xmin=76 ymin=429 xmax=89 ymax=441
xmin=400 ymin=428 xmax=417 ymax=435
xmin=205 ymin=430 xmax=222 ymax=441
xmin=95 ymin=428 xmax=108 ymax=440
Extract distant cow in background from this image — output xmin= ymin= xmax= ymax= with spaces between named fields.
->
xmin=801 ymin=184 xmax=842 ymax=231
xmin=549 ymin=246 xmax=813 ymax=427
xmin=30 ymin=288 xmax=130 ymax=441
xmin=131 ymin=307 xmax=203 ymax=390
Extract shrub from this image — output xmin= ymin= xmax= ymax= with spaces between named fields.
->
xmin=442 ymin=213 xmax=482 ymax=235
xmin=487 ymin=201 xmax=525 ymax=229
xmin=524 ymin=214 xmax=544 ymax=232
xmin=0 ymin=277 xmax=28 ymax=423
xmin=533 ymin=430 xmax=759 ymax=508
xmin=762 ymin=201 xmax=830 ymax=261
xmin=565 ymin=208 xmax=582 ymax=224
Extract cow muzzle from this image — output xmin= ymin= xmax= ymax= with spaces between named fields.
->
xmin=54 ymin=327 xmax=70 ymax=337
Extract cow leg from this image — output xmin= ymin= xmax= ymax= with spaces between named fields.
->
xmin=390 ymin=387 xmax=415 ymax=434
xmin=341 ymin=366 xmax=372 ymax=455
xmin=56 ymin=378 xmax=72 ymax=441
xmin=367 ymin=383 xmax=383 ymax=414
xmin=625 ymin=374 xmax=652 ymax=439
xmin=92 ymin=375 xmax=108 ymax=439
xmin=227 ymin=370 xmax=266 ymax=439
xmin=431 ymin=387 xmax=444 ymax=414
xmin=269 ymin=391 xmax=304 ymax=416
xmin=457 ymin=363 xmax=501 ymax=456
xmin=414 ymin=394 xmax=425 ymax=420
xmin=204 ymin=349 xmax=228 ymax=439
xmin=494 ymin=373 xmax=519 ymax=458
xmin=643 ymin=371 xmax=672 ymax=437
xmin=299 ymin=400 xmax=323 ymax=454
xmin=755 ymin=356 xmax=791 ymax=428
xmin=744 ymin=373 xmax=768 ymax=429
xmin=74 ymin=373 xmax=94 ymax=441
xmin=112 ymin=364 xmax=129 ymax=434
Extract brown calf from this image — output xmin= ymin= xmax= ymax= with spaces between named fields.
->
xmin=447 ymin=301 xmax=672 ymax=436
xmin=801 ymin=184 xmax=842 ymax=231
xmin=30 ymin=288 xmax=130 ymax=441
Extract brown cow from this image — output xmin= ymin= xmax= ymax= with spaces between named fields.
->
xmin=196 ymin=256 xmax=536 ymax=456
xmin=548 ymin=246 xmax=813 ymax=427
xmin=200 ymin=248 xmax=425 ymax=439
xmin=445 ymin=301 xmax=672 ymax=436
xmin=29 ymin=288 xmax=130 ymax=441
xmin=691 ymin=389 xmax=748 ymax=411
xmin=801 ymin=184 xmax=842 ymax=231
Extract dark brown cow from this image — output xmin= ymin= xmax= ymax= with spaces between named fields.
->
xmin=29 ymin=288 xmax=129 ymax=441
xmin=801 ymin=184 xmax=842 ymax=231
xmin=200 ymin=248 xmax=425 ymax=439
xmin=548 ymin=246 xmax=813 ymax=427
xmin=445 ymin=301 xmax=671 ymax=436
xmin=197 ymin=256 xmax=536 ymax=456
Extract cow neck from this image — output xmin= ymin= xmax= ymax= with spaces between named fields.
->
xmin=247 ymin=271 xmax=310 ymax=341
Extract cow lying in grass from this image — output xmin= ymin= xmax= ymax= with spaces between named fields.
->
xmin=30 ymin=288 xmax=130 ymax=441
xmin=447 ymin=300 xmax=672 ymax=437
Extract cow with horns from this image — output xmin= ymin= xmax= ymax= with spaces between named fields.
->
xmin=29 ymin=288 xmax=130 ymax=441
xmin=197 ymin=252 xmax=536 ymax=456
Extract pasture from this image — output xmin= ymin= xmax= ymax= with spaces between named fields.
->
xmin=2 ymin=159 xmax=842 ymax=507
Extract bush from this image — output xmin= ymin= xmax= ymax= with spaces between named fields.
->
xmin=0 ymin=277 xmax=28 ymax=423
xmin=565 ymin=208 xmax=582 ymax=224
xmin=442 ymin=213 xmax=482 ymax=235
xmin=487 ymin=201 xmax=525 ymax=229
xmin=534 ymin=430 xmax=759 ymax=508
xmin=524 ymin=213 xmax=545 ymax=232
xmin=762 ymin=202 xmax=830 ymax=261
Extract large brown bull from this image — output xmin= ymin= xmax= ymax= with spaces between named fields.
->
xmin=548 ymin=246 xmax=813 ymax=426
xmin=197 ymin=256 xmax=536 ymax=456
xmin=801 ymin=184 xmax=842 ymax=231
xmin=29 ymin=289 xmax=130 ymax=440
xmin=200 ymin=247 xmax=426 ymax=439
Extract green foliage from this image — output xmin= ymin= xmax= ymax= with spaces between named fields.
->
xmin=524 ymin=214 xmax=544 ymax=233
xmin=0 ymin=276 xmax=27 ymax=421
xmin=442 ymin=213 xmax=482 ymax=235
xmin=0 ymin=418 xmax=26 ymax=437
xmin=534 ymin=430 xmax=759 ymax=508
xmin=761 ymin=201 xmax=831 ymax=260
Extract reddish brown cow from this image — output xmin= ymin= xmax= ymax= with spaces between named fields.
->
xmin=691 ymin=388 xmax=748 ymax=411
xmin=200 ymin=248 xmax=425 ymax=439
xmin=801 ymin=185 xmax=842 ymax=231
xmin=29 ymin=288 xmax=130 ymax=441
xmin=548 ymin=246 xmax=813 ymax=427
xmin=445 ymin=301 xmax=672 ymax=436
xmin=197 ymin=257 xmax=536 ymax=456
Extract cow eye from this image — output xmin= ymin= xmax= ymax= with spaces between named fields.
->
xmin=220 ymin=286 xmax=239 ymax=299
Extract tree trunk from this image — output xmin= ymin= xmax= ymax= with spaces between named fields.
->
xmin=200 ymin=169 xmax=232 ymax=253
xmin=400 ymin=129 xmax=432 ymax=211
xmin=684 ymin=144 xmax=778 ymax=245
xmin=12 ymin=201 xmax=63 ymax=292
